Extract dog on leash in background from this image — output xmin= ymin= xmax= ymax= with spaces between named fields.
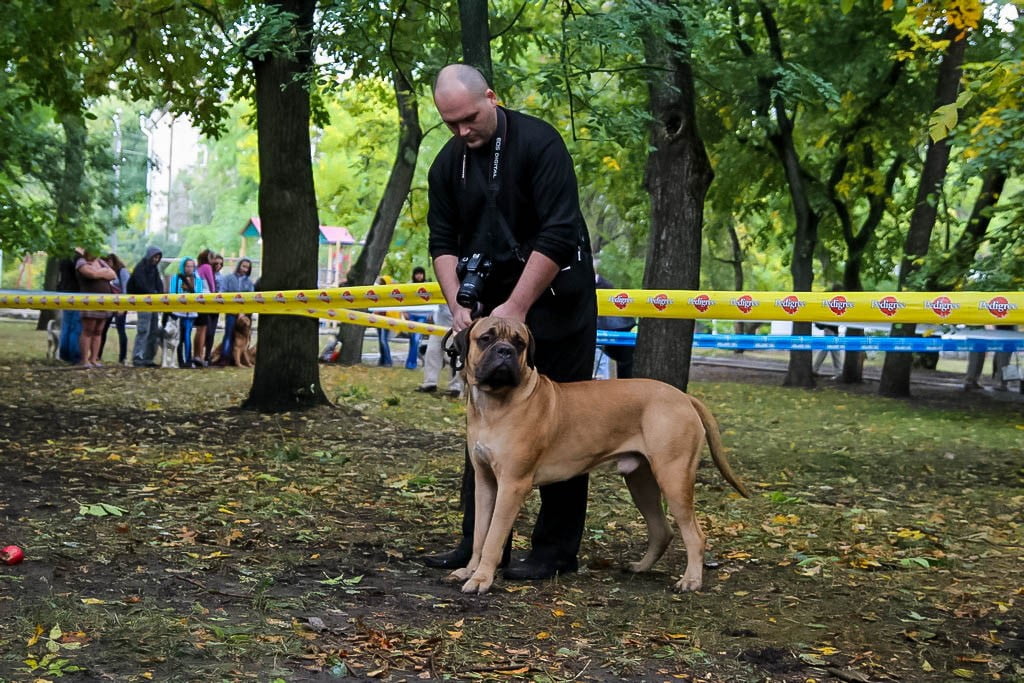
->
xmin=45 ymin=316 xmax=61 ymax=360
xmin=210 ymin=313 xmax=255 ymax=367
xmin=231 ymin=313 xmax=255 ymax=367
xmin=159 ymin=316 xmax=181 ymax=368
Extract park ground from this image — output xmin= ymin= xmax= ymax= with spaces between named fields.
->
xmin=0 ymin=317 xmax=1022 ymax=682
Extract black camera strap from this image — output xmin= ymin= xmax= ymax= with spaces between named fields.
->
xmin=460 ymin=107 xmax=525 ymax=264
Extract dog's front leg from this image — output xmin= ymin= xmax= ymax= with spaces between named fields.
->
xmin=460 ymin=477 xmax=530 ymax=595
xmin=447 ymin=465 xmax=496 ymax=583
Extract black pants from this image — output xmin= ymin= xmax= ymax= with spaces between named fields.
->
xmin=601 ymin=342 xmax=634 ymax=379
xmin=453 ymin=316 xmax=597 ymax=563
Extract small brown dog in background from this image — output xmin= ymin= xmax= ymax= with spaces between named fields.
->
xmin=211 ymin=313 xmax=255 ymax=367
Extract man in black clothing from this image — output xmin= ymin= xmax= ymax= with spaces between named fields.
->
xmin=423 ymin=64 xmax=597 ymax=580
xmin=127 ymin=246 xmax=164 ymax=367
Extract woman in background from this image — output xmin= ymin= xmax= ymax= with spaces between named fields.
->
xmin=99 ymin=253 xmax=131 ymax=365
xmin=74 ymin=250 xmax=116 ymax=368
xmin=169 ymin=256 xmax=206 ymax=368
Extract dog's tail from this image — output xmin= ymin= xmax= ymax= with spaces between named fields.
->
xmin=688 ymin=395 xmax=750 ymax=498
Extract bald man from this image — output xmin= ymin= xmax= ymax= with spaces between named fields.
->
xmin=423 ymin=64 xmax=598 ymax=581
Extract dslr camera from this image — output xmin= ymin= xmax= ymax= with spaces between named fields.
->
xmin=455 ymin=253 xmax=493 ymax=309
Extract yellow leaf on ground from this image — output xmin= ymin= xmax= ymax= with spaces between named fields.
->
xmin=80 ymin=598 xmax=105 ymax=605
xmin=536 ymin=631 xmax=551 ymax=640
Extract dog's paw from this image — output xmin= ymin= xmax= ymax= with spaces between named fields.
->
xmin=446 ymin=567 xmax=473 ymax=582
xmin=673 ymin=575 xmax=702 ymax=592
xmin=460 ymin=573 xmax=494 ymax=594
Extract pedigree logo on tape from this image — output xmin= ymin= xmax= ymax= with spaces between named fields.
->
xmin=341 ymin=290 xmax=355 ymax=304
xmin=273 ymin=293 xmax=285 ymax=304
xmin=775 ymin=295 xmax=805 ymax=315
xmin=177 ymin=295 xmax=188 ymax=305
xmin=295 ymin=292 xmax=308 ymax=303
xmin=214 ymin=293 xmax=225 ymax=305
xmin=872 ymin=296 xmax=905 ymax=317
xmin=689 ymin=294 xmax=714 ymax=312
xmin=925 ymin=296 xmax=959 ymax=319
xmin=648 ymin=293 xmax=674 ymax=311
xmin=980 ymin=296 xmax=1018 ymax=319
xmin=824 ymin=296 xmax=854 ymax=316
xmin=610 ymin=292 xmax=634 ymax=310
xmin=232 ymin=294 xmax=243 ymax=304
xmin=416 ymin=286 xmax=431 ymax=302
xmin=143 ymin=295 xmax=153 ymax=305
xmin=254 ymin=293 xmax=265 ymax=304
xmin=390 ymin=288 xmax=405 ymax=303
xmin=366 ymin=289 xmax=379 ymax=303
xmin=731 ymin=295 xmax=760 ymax=315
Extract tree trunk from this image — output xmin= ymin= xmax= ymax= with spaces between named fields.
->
xmin=337 ymin=68 xmax=423 ymax=365
xmin=831 ymin=150 xmax=904 ymax=383
xmin=634 ymin=6 xmax=713 ymax=392
xmin=754 ymin=2 xmax=819 ymax=387
xmin=244 ymin=0 xmax=328 ymax=411
xmin=458 ymin=0 xmax=493 ymax=84
xmin=924 ymin=168 xmax=1007 ymax=291
xmin=879 ymin=28 xmax=967 ymax=398
xmin=38 ymin=111 xmax=88 ymax=330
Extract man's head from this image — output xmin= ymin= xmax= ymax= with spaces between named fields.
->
xmin=433 ymin=64 xmax=498 ymax=150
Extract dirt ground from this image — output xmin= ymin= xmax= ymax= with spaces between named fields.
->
xmin=0 ymin=336 xmax=1022 ymax=681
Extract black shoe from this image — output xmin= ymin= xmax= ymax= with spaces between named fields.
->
xmin=415 ymin=385 xmax=437 ymax=393
xmin=422 ymin=546 xmax=472 ymax=569
xmin=503 ymin=556 xmax=578 ymax=581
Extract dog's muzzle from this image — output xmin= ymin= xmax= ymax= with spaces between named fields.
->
xmin=475 ymin=340 xmax=521 ymax=388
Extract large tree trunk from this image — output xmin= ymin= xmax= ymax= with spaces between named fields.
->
xmin=879 ymin=28 xmax=967 ymax=398
xmin=38 ymin=111 xmax=88 ymax=330
xmin=458 ymin=0 xmax=493 ymax=84
xmin=634 ymin=5 xmax=713 ymax=392
xmin=336 ymin=68 xmax=423 ymax=365
xmin=244 ymin=0 xmax=328 ymax=411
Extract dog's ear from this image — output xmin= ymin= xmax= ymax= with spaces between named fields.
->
xmin=526 ymin=326 xmax=536 ymax=369
xmin=443 ymin=319 xmax=476 ymax=371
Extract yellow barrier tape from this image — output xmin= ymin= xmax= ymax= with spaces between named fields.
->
xmin=1 ymin=285 xmax=1021 ymax=325
xmin=595 ymin=289 xmax=1023 ymax=326
xmin=291 ymin=307 xmax=448 ymax=336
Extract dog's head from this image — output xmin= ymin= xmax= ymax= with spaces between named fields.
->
xmin=456 ymin=316 xmax=535 ymax=393
xmin=235 ymin=313 xmax=252 ymax=336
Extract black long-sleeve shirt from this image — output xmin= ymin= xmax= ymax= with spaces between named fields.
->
xmin=427 ymin=107 xmax=595 ymax=337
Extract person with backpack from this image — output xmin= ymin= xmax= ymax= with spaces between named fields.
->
xmin=127 ymin=246 xmax=164 ymax=367
xmin=56 ymin=247 xmax=85 ymax=364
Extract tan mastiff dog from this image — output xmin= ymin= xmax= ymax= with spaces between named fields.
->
xmin=445 ymin=316 xmax=749 ymax=594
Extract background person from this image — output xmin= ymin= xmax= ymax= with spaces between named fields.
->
xmin=405 ymin=266 xmax=429 ymax=370
xmin=56 ymin=246 xmax=85 ymax=364
xmin=219 ymin=258 xmax=254 ymax=364
xmin=415 ymin=303 xmax=464 ymax=397
xmin=168 ymin=256 xmax=205 ymax=368
xmin=423 ymin=64 xmax=597 ymax=580
xmin=99 ymin=253 xmax=131 ymax=365
xmin=74 ymin=250 xmax=116 ymax=368
xmin=127 ymin=246 xmax=164 ymax=367
xmin=595 ymin=270 xmax=635 ymax=379
xmin=192 ymin=249 xmax=217 ymax=367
